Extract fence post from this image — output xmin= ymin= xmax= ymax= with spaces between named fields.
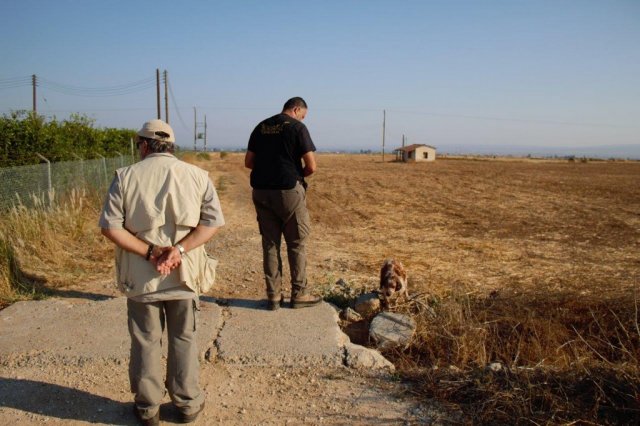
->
xmin=72 ymin=153 xmax=85 ymax=188
xmin=35 ymin=152 xmax=52 ymax=205
xmin=115 ymin=151 xmax=124 ymax=168
xmin=95 ymin=153 xmax=107 ymax=187
xmin=35 ymin=153 xmax=51 ymax=192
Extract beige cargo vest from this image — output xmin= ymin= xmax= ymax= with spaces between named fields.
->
xmin=114 ymin=154 xmax=210 ymax=298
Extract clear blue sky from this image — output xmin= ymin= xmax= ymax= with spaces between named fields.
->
xmin=1 ymin=0 xmax=638 ymax=153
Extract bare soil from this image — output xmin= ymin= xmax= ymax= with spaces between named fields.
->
xmin=2 ymin=153 xmax=638 ymax=424
xmin=304 ymin=154 xmax=639 ymax=301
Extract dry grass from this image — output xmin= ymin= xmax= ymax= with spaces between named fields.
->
xmin=307 ymin=154 xmax=640 ymax=424
xmin=0 ymin=152 xmax=209 ymax=307
xmin=0 ymin=189 xmax=112 ymax=307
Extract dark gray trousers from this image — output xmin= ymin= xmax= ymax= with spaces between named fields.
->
xmin=252 ymin=182 xmax=311 ymax=300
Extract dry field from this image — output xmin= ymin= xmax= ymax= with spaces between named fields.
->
xmin=308 ymin=154 xmax=639 ymax=301
xmin=160 ymin=154 xmax=640 ymax=425
xmin=304 ymin=154 xmax=640 ymax=424
xmin=1 ymin=152 xmax=638 ymax=423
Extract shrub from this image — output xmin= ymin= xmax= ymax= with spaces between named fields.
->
xmin=0 ymin=112 xmax=135 ymax=167
xmin=196 ymin=152 xmax=210 ymax=161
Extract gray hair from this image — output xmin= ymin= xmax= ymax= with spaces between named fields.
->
xmin=141 ymin=137 xmax=175 ymax=154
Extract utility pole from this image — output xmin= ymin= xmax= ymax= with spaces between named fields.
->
xmin=204 ymin=115 xmax=208 ymax=151
xmin=193 ymin=107 xmax=206 ymax=151
xmin=156 ymin=69 xmax=161 ymax=119
xmin=382 ymin=109 xmax=386 ymax=162
xmin=193 ymin=107 xmax=197 ymax=151
xmin=163 ymin=70 xmax=169 ymax=124
xmin=32 ymin=74 xmax=37 ymax=113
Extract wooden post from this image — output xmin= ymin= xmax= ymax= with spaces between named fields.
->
xmin=164 ymin=70 xmax=169 ymax=124
xmin=193 ymin=107 xmax=197 ymax=151
xmin=382 ymin=109 xmax=386 ymax=162
xmin=156 ymin=69 xmax=161 ymax=119
xmin=32 ymin=75 xmax=37 ymax=113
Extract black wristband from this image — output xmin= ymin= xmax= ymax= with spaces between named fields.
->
xmin=145 ymin=244 xmax=154 ymax=261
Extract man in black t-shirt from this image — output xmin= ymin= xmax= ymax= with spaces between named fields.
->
xmin=245 ymin=97 xmax=321 ymax=310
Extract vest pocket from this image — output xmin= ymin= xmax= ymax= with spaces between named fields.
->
xmin=200 ymin=254 xmax=218 ymax=294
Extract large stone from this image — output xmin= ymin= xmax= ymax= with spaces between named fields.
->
xmin=343 ymin=342 xmax=395 ymax=372
xmin=353 ymin=292 xmax=380 ymax=317
xmin=369 ymin=312 xmax=416 ymax=350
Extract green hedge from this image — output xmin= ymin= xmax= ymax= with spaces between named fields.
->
xmin=0 ymin=111 xmax=136 ymax=167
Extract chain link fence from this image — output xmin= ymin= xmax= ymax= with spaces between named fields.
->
xmin=0 ymin=154 xmax=134 ymax=209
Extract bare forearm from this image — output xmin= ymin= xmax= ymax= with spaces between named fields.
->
xmin=302 ymin=152 xmax=316 ymax=176
xmin=156 ymin=224 xmax=221 ymax=270
xmin=177 ymin=224 xmax=220 ymax=253
xmin=244 ymin=151 xmax=255 ymax=169
xmin=101 ymin=228 xmax=148 ymax=257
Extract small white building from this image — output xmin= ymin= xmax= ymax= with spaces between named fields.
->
xmin=393 ymin=144 xmax=436 ymax=162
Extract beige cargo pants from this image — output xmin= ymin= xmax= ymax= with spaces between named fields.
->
xmin=127 ymin=298 xmax=204 ymax=419
xmin=252 ymin=182 xmax=311 ymax=301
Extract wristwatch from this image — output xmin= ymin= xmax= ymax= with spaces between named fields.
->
xmin=175 ymin=243 xmax=185 ymax=256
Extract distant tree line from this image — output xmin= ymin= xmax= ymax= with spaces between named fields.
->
xmin=0 ymin=111 xmax=136 ymax=167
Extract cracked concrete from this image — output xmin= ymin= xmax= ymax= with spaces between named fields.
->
xmin=0 ymin=296 xmax=391 ymax=371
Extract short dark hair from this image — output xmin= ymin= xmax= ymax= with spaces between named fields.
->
xmin=282 ymin=97 xmax=308 ymax=111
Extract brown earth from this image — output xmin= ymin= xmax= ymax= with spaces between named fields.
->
xmin=303 ymin=154 xmax=640 ymax=301
xmin=2 ymin=152 xmax=638 ymax=424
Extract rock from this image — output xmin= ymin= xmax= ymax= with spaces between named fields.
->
xmin=486 ymin=362 xmax=504 ymax=373
xmin=339 ymin=307 xmax=362 ymax=322
xmin=354 ymin=292 xmax=380 ymax=316
xmin=343 ymin=342 xmax=395 ymax=372
xmin=369 ymin=312 xmax=416 ymax=350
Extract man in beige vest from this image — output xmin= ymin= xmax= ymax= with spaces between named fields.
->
xmin=99 ymin=119 xmax=224 ymax=425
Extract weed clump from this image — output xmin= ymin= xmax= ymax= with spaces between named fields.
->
xmin=319 ymin=277 xmax=366 ymax=309
xmin=385 ymin=289 xmax=640 ymax=424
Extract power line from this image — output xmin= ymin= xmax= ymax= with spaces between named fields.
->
xmin=388 ymin=109 xmax=635 ymax=130
xmin=0 ymin=74 xmax=156 ymax=97
xmin=167 ymin=79 xmax=189 ymax=131
xmin=39 ymin=76 xmax=156 ymax=97
xmin=0 ymin=75 xmax=32 ymax=89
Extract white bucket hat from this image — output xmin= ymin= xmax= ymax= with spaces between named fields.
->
xmin=137 ymin=119 xmax=175 ymax=143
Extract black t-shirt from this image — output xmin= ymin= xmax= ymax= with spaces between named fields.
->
xmin=247 ymin=113 xmax=316 ymax=190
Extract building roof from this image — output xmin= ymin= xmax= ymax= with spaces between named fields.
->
xmin=393 ymin=144 xmax=436 ymax=152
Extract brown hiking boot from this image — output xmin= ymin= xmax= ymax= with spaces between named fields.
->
xmin=133 ymin=406 xmax=159 ymax=426
xmin=179 ymin=401 xmax=205 ymax=423
xmin=290 ymin=292 xmax=322 ymax=309
xmin=267 ymin=295 xmax=284 ymax=311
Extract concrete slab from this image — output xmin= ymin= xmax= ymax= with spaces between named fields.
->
xmin=0 ymin=297 xmax=223 ymax=367
xmin=215 ymin=299 xmax=347 ymax=366
xmin=0 ymin=297 xmax=394 ymax=371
